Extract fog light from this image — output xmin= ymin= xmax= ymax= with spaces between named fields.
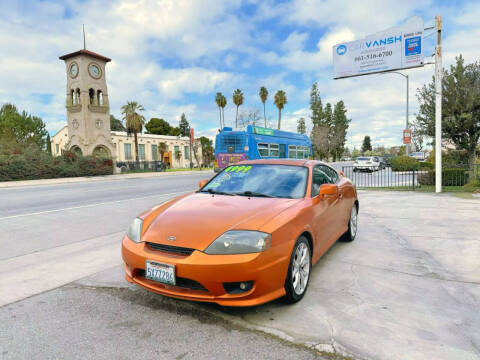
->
xmin=223 ymin=281 xmax=254 ymax=294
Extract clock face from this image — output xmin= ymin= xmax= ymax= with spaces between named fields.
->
xmin=69 ymin=62 xmax=78 ymax=78
xmin=89 ymin=63 xmax=101 ymax=79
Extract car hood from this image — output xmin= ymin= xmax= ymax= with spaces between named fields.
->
xmin=142 ymin=193 xmax=301 ymax=250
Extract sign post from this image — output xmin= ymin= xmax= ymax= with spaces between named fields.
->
xmin=189 ymin=128 xmax=194 ymax=170
xmin=435 ymin=16 xmax=442 ymax=193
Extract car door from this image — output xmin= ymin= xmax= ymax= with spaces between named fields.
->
xmin=310 ymin=165 xmax=342 ymax=260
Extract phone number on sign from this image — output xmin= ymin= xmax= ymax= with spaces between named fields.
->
xmin=355 ymin=51 xmax=393 ymax=62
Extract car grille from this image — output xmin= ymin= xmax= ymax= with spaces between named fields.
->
xmin=136 ymin=270 xmax=207 ymax=291
xmin=146 ymin=242 xmax=195 ymax=256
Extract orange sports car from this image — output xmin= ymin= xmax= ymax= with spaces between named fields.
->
xmin=122 ymin=159 xmax=359 ymax=306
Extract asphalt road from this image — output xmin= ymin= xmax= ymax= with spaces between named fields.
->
xmin=0 ymin=172 xmax=329 ymax=360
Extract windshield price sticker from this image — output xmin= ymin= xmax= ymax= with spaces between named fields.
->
xmin=225 ymin=165 xmax=252 ymax=173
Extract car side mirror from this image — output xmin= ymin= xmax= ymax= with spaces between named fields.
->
xmin=199 ymin=179 xmax=209 ymax=189
xmin=319 ymin=183 xmax=338 ymax=197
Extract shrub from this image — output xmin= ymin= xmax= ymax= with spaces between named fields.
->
xmin=417 ymin=168 xmax=469 ymax=186
xmin=391 ymin=155 xmax=420 ymax=171
xmin=0 ymin=148 xmax=113 ymax=181
xmin=419 ymin=162 xmax=434 ymax=170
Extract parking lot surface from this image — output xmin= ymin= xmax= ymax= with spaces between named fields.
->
xmin=1 ymin=174 xmax=479 ymax=359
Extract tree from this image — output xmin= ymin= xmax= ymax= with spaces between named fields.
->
xmin=274 ymin=90 xmax=287 ymax=130
xmin=46 ymin=134 xmax=52 ymax=154
xmin=220 ymin=94 xmax=227 ymax=128
xmin=233 ymin=89 xmax=244 ymax=128
xmin=179 ymin=113 xmax=190 ymax=137
xmin=311 ymin=124 xmax=330 ymax=160
xmin=198 ymin=136 xmax=214 ymax=166
xmin=330 ymin=101 xmax=351 ymax=161
xmin=259 ymin=86 xmax=268 ymax=127
xmin=361 ymin=136 xmax=372 ymax=153
xmin=310 ymin=82 xmax=323 ymax=127
xmin=297 ymin=118 xmax=306 ymax=134
xmin=121 ymin=101 xmax=145 ymax=162
xmin=0 ymin=103 xmax=48 ymax=151
xmin=175 ymin=149 xmax=182 ymax=163
xmin=416 ymin=55 xmax=480 ymax=169
xmin=145 ymin=118 xmax=171 ymax=135
xmin=158 ymin=142 xmax=168 ymax=163
xmin=192 ymin=139 xmax=201 ymax=168
xmin=215 ymin=92 xmax=224 ymax=129
xmin=110 ymin=115 xmax=126 ymax=131
xmin=238 ymin=109 xmax=261 ymax=129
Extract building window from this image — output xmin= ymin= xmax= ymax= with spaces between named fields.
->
xmin=124 ymin=143 xmax=132 ymax=160
xmin=258 ymin=143 xmax=269 ymax=157
xmin=138 ymin=144 xmax=145 ymax=160
xmin=151 ymin=145 xmax=158 ymax=161
xmin=56 ymin=144 xmax=59 ymax=154
xmin=89 ymin=88 xmax=95 ymax=104
xmin=184 ymin=146 xmax=189 ymax=160
xmin=97 ymin=90 xmax=103 ymax=105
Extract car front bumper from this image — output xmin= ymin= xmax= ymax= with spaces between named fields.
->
xmin=121 ymin=236 xmax=289 ymax=306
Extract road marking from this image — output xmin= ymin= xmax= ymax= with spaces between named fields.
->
xmin=0 ymin=190 xmax=189 ymax=220
xmin=0 ymin=232 xmax=125 ymax=307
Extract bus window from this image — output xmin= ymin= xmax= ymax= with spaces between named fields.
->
xmin=269 ymin=144 xmax=279 ymax=157
xmin=258 ymin=143 xmax=269 ymax=157
xmin=288 ymin=145 xmax=297 ymax=159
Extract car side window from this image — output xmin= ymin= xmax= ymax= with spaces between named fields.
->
xmin=312 ymin=165 xmax=333 ymax=197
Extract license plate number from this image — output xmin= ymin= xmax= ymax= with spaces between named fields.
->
xmin=145 ymin=261 xmax=175 ymax=285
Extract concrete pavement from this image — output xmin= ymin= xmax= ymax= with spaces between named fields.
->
xmin=1 ymin=173 xmax=479 ymax=359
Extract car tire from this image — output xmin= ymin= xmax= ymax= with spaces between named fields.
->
xmin=284 ymin=236 xmax=311 ymax=304
xmin=340 ymin=204 xmax=358 ymax=242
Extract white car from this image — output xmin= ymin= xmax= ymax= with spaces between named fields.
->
xmin=353 ymin=156 xmax=384 ymax=172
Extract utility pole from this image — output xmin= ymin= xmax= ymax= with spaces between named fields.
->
xmin=406 ymin=74 xmax=409 ymax=156
xmin=435 ymin=15 xmax=442 ymax=193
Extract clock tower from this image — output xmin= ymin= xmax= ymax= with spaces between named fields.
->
xmin=59 ymin=48 xmax=115 ymax=157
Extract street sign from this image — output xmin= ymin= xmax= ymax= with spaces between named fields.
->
xmin=403 ymin=129 xmax=412 ymax=144
xmin=190 ymin=128 xmax=194 ymax=144
xmin=333 ymin=18 xmax=424 ymax=79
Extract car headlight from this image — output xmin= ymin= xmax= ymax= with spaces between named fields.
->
xmin=126 ymin=218 xmax=143 ymax=243
xmin=204 ymin=230 xmax=272 ymax=255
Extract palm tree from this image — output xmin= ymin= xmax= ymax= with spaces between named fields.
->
xmin=220 ymin=94 xmax=227 ymax=127
xmin=158 ymin=142 xmax=168 ymax=163
xmin=274 ymin=90 xmax=287 ymax=130
xmin=121 ymin=101 xmax=145 ymax=162
xmin=232 ymin=89 xmax=244 ymax=128
xmin=215 ymin=92 xmax=223 ymax=129
xmin=259 ymin=86 xmax=268 ymax=127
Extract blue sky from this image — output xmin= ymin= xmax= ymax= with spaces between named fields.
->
xmin=1 ymin=0 xmax=479 ymax=148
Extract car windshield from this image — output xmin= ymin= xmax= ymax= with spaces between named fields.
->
xmin=357 ymin=157 xmax=370 ymax=161
xmin=201 ymin=164 xmax=308 ymax=199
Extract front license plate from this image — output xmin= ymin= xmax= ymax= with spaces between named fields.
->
xmin=145 ymin=261 xmax=176 ymax=285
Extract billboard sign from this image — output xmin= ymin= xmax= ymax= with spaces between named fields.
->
xmin=333 ymin=19 xmax=424 ymax=79
xmin=190 ymin=128 xmax=194 ymax=144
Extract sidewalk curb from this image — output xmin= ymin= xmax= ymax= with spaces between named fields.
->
xmin=0 ymin=170 xmax=215 ymax=189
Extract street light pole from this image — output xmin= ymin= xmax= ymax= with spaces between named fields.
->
xmin=382 ymin=71 xmax=409 ymax=155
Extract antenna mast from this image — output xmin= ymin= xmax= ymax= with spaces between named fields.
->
xmin=83 ymin=24 xmax=86 ymax=49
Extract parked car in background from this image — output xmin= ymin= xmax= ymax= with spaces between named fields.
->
xmin=410 ymin=152 xmax=427 ymax=162
xmin=383 ymin=154 xmax=393 ymax=167
xmin=353 ymin=156 xmax=384 ymax=172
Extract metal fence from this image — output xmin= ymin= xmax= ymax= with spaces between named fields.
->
xmin=341 ymin=164 xmax=477 ymax=189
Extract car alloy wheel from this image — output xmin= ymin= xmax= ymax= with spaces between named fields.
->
xmin=284 ymin=236 xmax=311 ymax=303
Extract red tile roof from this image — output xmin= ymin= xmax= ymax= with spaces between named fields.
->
xmin=59 ymin=49 xmax=111 ymax=62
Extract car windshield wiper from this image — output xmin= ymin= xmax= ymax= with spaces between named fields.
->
xmin=202 ymin=188 xmax=235 ymax=196
xmin=235 ymin=191 xmax=275 ymax=198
